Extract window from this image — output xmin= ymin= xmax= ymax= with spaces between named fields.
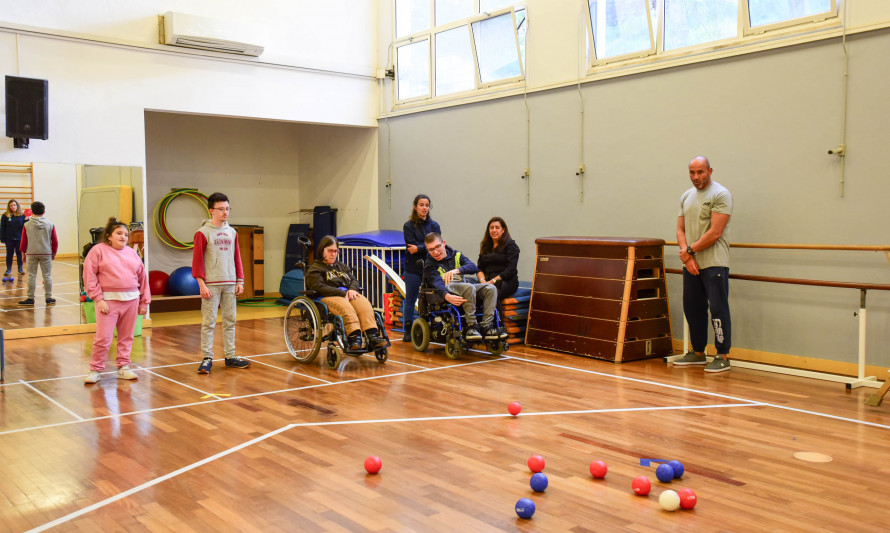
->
xmin=588 ymin=0 xmax=656 ymax=62
xmin=436 ymin=0 xmax=474 ymax=26
xmin=394 ymin=2 xmax=526 ymax=104
xmin=436 ymin=26 xmax=474 ymax=95
xmin=663 ymin=0 xmax=737 ymax=51
xmin=586 ymin=0 xmax=838 ymax=69
xmin=397 ymin=39 xmax=430 ymax=101
xmin=396 ymin=0 xmax=431 ymax=39
xmin=746 ymin=0 xmax=835 ymax=32
xmin=472 ymin=11 xmax=523 ymax=85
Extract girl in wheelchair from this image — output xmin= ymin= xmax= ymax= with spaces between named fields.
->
xmin=305 ymin=235 xmax=389 ymax=352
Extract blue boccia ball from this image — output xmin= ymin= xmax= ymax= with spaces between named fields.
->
xmin=668 ymin=460 xmax=684 ymax=479
xmin=515 ymin=498 xmax=536 ymax=519
xmin=530 ymin=472 xmax=549 ymax=492
xmin=656 ymin=463 xmax=675 ymax=483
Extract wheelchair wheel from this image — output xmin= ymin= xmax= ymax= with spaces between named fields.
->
xmin=284 ymin=297 xmax=322 ymax=363
xmin=326 ymin=344 xmax=343 ymax=369
xmin=487 ymin=339 xmax=506 ymax=357
xmin=375 ymin=347 xmax=388 ymax=363
xmin=411 ymin=318 xmax=431 ymax=352
xmin=445 ymin=337 xmax=462 ymax=360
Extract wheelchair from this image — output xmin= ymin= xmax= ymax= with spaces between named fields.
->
xmin=283 ymin=236 xmax=390 ymax=369
xmin=409 ymin=276 xmax=509 ymax=360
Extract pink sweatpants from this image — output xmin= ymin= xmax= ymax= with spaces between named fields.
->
xmin=89 ymin=299 xmax=138 ymax=371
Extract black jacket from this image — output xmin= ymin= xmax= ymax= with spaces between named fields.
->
xmin=477 ymin=239 xmax=520 ymax=298
xmin=305 ymin=260 xmax=361 ymax=298
xmin=0 ymin=214 xmax=26 ymax=244
xmin=403 ymin=218 xmax=441 ymax=275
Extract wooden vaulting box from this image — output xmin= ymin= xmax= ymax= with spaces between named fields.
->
xmin=525 ymin=237 xmax=673 ymax=362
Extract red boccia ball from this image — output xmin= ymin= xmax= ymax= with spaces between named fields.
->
xmin=589 ymin=460 xmax=608 ymax=478
xmin=677 ymin=487 xmax=697 ymax=509
xmin=364 ymin=455 xmax=382 ymax=474
xmin=632 ymin=476 xmax=651 ymax=495
xmin=528 ymin=454 xmax=545 ymax=473
xmin=508 ymin=401 xmax=522 ymax=416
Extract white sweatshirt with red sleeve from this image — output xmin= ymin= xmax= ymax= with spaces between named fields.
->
xmin=191 ymin=220 xmax=244 ymax=285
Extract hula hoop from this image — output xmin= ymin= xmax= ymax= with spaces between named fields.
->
xmin=152 ymin=188 xmax=210 ymax=249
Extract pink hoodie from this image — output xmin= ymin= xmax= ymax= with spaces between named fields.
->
xmin=83 ymin=243 xmax=150 ymax=306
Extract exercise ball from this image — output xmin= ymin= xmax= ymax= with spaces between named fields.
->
xmin=167 ymin=266 xmax=200 ymax=296
xmin=148 ymin=270 xmax=170 ymax=296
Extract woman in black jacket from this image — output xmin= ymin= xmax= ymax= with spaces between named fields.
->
xmin=0 ymin=199 xmax=27 ymax=276
xmin=305 ymin=235 xmax=389 ymax=352
xmin=402 ymin=194 xmax=441 ymax=341
xmin=476 ymin=216 xmax=520 ymax=300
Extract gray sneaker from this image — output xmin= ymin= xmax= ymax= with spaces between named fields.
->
xmin=673 ymin=351 xmax=707 ymax=366
xmin=704 ymin=355 xmax=731 ymax=373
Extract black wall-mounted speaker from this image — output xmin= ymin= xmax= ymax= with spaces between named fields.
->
xmin=5 ymin=75 xmax=49 ymax=141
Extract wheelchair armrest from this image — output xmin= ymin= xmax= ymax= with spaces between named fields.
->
xmin=300 ymin=290 xmax=318 ymax=298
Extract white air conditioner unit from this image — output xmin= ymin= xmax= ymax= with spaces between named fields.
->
xmin=160 ymin=11 xmax=264 ymax=57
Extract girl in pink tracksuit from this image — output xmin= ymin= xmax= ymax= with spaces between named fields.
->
xmin=82 ymin=218 xmax=150 ymax=384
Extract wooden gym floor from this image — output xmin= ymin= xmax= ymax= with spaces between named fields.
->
xmin=0 ymin=259 xmax=83 ymax=329
xmin=2 ymin=318 xmax=890 ymax=532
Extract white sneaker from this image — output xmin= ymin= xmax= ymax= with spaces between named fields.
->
xmin=117 ymin=365 xmax=138 ymax=380
xmin=84 ymin=371 xmax=100 ymax=384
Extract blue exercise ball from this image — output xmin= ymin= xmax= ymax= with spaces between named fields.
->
xmin=167 ymin=266 xmax=200 ymax=296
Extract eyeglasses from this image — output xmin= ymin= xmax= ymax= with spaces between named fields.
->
xmin=324 ymin=248 xmax=339 ymax=255
xmin=426 ymin=242 xmax=444 ymax=253
xmin=212 ymin=207 xmax=231 ymax=212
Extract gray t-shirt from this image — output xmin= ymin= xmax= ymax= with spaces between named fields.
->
xmin=678 ymin=181 xmax=732 ymax=269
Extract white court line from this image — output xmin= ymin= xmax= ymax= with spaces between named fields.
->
xmin=0 ymin=351 xmax=293 ymax=387
xmin=140 ymin=369 xmax=222 ymax=400
xmin=27 ymin=402 xmax=760 ymax=533
xmin=248 ymin=359 xmax=332 ymax=383
xmin=3 ymin=303 xmax=81 ymax=312
xmin=19 ymin=380 xmax=84 ymax=421
xmin=0 ymin=358 xmax=506 ymax=437
xmin=25 ymin=424 xmax=295 ymax=533
xmin=504 ymin=355 xmax=890 ymax=431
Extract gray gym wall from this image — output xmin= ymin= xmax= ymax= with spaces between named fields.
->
xmin=377 ymin=29 xmax=890 ymax=367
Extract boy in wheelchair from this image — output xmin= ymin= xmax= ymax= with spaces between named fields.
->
xmin=305 ymin=235 xmax=389 ymax=352
xmin=422 ymin=232 xmax=507 ymax=341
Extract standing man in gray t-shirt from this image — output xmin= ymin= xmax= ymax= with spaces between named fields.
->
xmin=673 ymin=156 xmax=733 ymax=373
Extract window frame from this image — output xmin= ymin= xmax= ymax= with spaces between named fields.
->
xmin=742 ymin=0 xmax=838 ymax=36
xmin=469 ymin=7 xmax=525 ymax=89
xmin=395 ymin=36 xmax=433 ymax=104
xmin=585 ymin=0 xmax=841 ymax=73
xmin=585 ymin=0 xmax=657 ymax=67
xmin=393 ymin=3 xmax=526 ymax=105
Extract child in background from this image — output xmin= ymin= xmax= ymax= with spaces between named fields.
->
xmin=19 ymin=201 xmax=57 ymax=305
xmin=83 ymin=218 xmax=150 ymax=384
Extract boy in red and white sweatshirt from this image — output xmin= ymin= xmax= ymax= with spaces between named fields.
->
xmin=19 ymin=201 xmax=58 ymax=305
xmin=192 ymin=192 xmax=248 ymax=373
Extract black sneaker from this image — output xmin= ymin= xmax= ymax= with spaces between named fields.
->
xmin=367 ymin=333 xmax=390 ymax=349
xmin=481 ymin=323 xmax=500 ymax=340
xmin=402 ymin=332 xmax=411 ymax=343
xmin=465 ymin=325 xmax=483 ymax=341
xmin=197 ymin=357 xmax=212 ymax=374
xmin=224 ymin=357 xmax=251 ymax=369
xmin=45 ymin=298 xmax=56 ymax=305
xmin=18 ymin=298 xmax=34 ymax=305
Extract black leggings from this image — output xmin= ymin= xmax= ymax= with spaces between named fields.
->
xmin=5 ymin=240 xmax=22 ymax=272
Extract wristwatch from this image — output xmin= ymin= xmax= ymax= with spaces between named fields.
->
xmin=686 ymin=246 xmax=695 ymax=256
